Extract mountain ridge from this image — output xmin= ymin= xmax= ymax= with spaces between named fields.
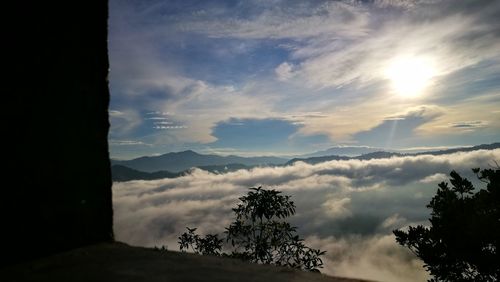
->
xmin=287 ymin=142 xmax=500 ymax=165
xmin=112 ymin=142 xmax=500 ymax=181
xmin=112 ymin=150 xmax=287 ymax=173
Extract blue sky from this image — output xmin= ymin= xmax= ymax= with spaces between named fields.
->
xmin=108 ymin=0 xmax=500 ymax=159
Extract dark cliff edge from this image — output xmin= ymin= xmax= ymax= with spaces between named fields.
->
xmin=3 ymin=2 xmax=113 ymax=265
xmin=0 ymin=242 xmax=374 ymax=282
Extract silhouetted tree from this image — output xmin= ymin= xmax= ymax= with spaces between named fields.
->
xmin=179 ymin=187 xmax=326 ymax=272
xmin=179 ymin=227 xmax=223 ymax=256
xmin=394 ymin=167 xmax=500 ymax=281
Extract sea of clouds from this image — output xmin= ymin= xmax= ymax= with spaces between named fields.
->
xmin=113 ymin=149 xmax=500 ymax=282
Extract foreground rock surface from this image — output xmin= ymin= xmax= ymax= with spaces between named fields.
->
xmin=1 ymin=242 xmax=371 ymax=282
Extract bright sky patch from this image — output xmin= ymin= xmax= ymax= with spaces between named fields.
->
xmin=385 ymin=56 xmax=436 ymax=98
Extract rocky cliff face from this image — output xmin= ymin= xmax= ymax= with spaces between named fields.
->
xmin=2 ymin=2 xmax=113 ymax=265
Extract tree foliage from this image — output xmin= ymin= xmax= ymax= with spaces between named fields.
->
xmin=179 ymin=187 xmax=326 ymax=272
xmin=179 ymin=227 xmax=223 ymax=256
xmin=394 ymin=167 xmax=500 ymax=281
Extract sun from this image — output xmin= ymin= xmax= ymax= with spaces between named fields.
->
xmin=385 ymin=56 xmax=436 ymax=97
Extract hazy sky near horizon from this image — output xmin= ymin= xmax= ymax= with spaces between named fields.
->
xmin=108 ymin=0 xmax=500 ymax=159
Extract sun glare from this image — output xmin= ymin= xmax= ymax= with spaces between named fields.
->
xmin=385 ymin=56 xmax=436 ymax=98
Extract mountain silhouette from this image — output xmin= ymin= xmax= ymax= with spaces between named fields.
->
xmin=287 ymin=143 xmax=500 ymax=165
xmin=111 ymin=163 xmax=256 ymax=182
xmin=413 ymin=142 xmax=500 ymax=156
xmin=111 ymin=165 xmax=184 ymax=182
xmin=297 ymin=146 xmax=384 ymax=158
xmin=112 ymin=150 xmax=287 ymax=172
xmin=112 ymin=143 xmax=500 ymax=181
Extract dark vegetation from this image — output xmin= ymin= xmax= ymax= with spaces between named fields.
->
xmin=178 ymin=187 xmax=326 ymax=272
xmin=394 ymin=167 xmax=500 ymax=281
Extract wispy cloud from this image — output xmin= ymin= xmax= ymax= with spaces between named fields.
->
xmin=274 ymin=62 xmax=295 ymax=81
xmin=353 ymin=105 xmax=443 ymax=148
xmin=449 ymin=120 xmax=488 ymax=129
xmin=177 ymin=1 xmax=370 ymax=40
xmin=113 ymin=149 xmax=499 ymax=282
xmin=109 ymin=139 xmax=151 ymax=146
xmin=175 ymin=0 xmax=500 ymax=89
xmin=108 ymin=109 xmax=142 ymax=137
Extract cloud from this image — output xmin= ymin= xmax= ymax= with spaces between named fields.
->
xmin=322 ymin=197 xmax=352 ymax=219
xmin=372 ymin=0 xmax=432 ymax=10
xmin=177 ymin=1 xmax=370 ymax=40
xmin=108 ymin=109 xmax=143 ymax=137
xmin=449 ymin=120 xmax=488 ymax=129
xmin=353 ymin=105 xmax=443 ymax=147
xmin=274 ymin=62 xmax=295 ymax=81
xmin=288 ymin=1 xmax=500 ymax=90
xmin=113 ymin=149 xmax=500 ymax=282
xmin=167 ymin=0 xmax=500 ymax=91
xmin=307 ymin=234 xmax=430 ymax=282
xmin=110 ymin=56 xmax=273 ymax=144
xmin=109 ymin=140 xmax=151 ymax=146
xmin=419 ymin=173 xmax=448 ymax=183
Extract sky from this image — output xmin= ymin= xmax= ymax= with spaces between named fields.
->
xmin=108 ymin=0 xmax=500 ymax=159
xmin=113 ymin=148 xmax=500 ymax=282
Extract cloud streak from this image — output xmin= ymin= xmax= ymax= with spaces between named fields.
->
xmin=113 ymin=149 xmax=500 ymax=282
xmin=178 ymin=1 xmax=370 ymax=40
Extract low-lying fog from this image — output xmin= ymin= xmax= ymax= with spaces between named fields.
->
xmin=113 ymin=149 xmax=499 ymax=282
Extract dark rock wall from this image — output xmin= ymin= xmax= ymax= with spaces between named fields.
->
xmin=2 ymin=1 xmax=113 ymax=265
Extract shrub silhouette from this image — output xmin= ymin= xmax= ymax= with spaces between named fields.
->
xmin=179 ymin=187 xmax=326 ymax=272
xmin=394 ymin=167 xmax=500 ymax=281
xmin=178 ymin=227 xmax=223 ymax=256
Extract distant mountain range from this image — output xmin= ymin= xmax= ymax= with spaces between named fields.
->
xmin=111 ymin=163 xmax=254 ymax=182
xmin=286 ymin=151 xmax=399 ymax=165
xmin=111 ymin=142 xmax=500 ymax=182
xmin=296 ymin=146 xmax=385 ymax=158
xmin=287 ymin=142 xmax=500 ymax=165
xmin=112 ymin=150 xmax=287 ymax=173
xmin=112 ymin=165 xmax=184 ymax=182
xmin=412 ymin=142 xmax=500 ymax=156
